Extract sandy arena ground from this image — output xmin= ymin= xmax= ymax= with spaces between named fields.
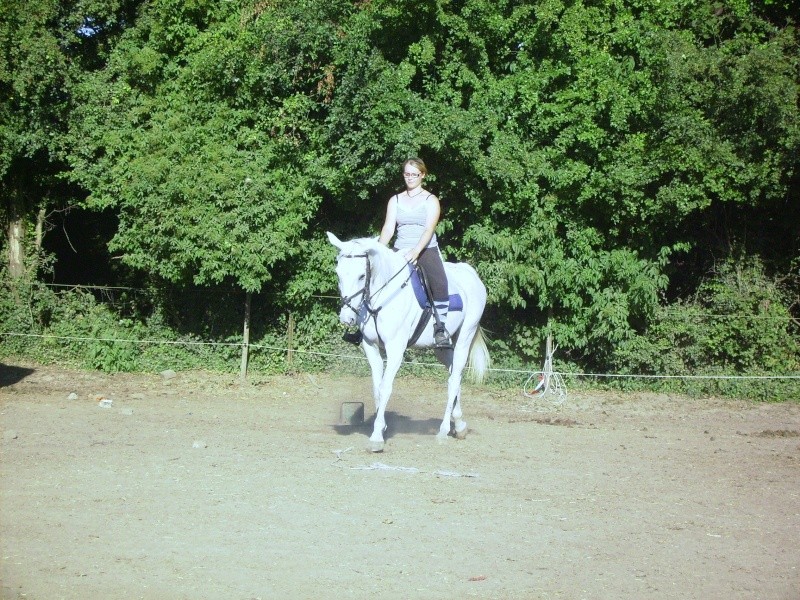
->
xmin=1 ymin=361 xmax=798 ymax=599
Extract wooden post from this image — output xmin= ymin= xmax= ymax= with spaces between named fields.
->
xmin=545 ymin=307 xmax=554 ymax=361
xmin=240 ymin=292 xmax=251 ymax=380
xmin=286 ymin=312 xmax=295 ymax=367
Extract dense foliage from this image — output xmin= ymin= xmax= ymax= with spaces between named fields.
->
xmin=2 ymin=0 xmax=798 ymax=395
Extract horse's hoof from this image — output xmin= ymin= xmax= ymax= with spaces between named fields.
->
xmin=435 ymin=433 xmax=449 ymax=445
xmin=454 ymin=421 xmax=468 ymax=440
xmin=369 ymin=440 xmax=385 ymax=453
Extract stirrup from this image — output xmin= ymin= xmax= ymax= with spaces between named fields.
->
xmin=433 ymin=326 xmax=453 ymax=349
xmin=342 ymin=330 xmax=363 ymax=345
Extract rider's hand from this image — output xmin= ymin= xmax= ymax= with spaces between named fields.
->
xmin=404 ymin=249 xmax=420 ymax=264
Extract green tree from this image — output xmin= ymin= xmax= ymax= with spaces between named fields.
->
xmin=16 ymin=0 xmax=795 ymax=381
xmin=321 ymin=0 xmax=798 ymax=369
xmin=1 ymin=0 xmax=139 ymax=278
xmin=68 ymin=0 xmax=345 ymax=293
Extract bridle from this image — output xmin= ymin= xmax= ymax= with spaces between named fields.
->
xmin=338 ymin=253 xmax=372 ymax=318
xmin=337 ymin=251 xmax=414 ymax=323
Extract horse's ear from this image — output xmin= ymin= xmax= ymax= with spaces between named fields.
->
xmin=326 ymin=231 xmax=343 ymax=249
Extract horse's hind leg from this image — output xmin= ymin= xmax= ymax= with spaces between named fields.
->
xmin=439 ymin=385 xmax=466 ymax=440
xmin=437 ymin=340 xmax=469 ymax=441
xmin=452 ymin=394 xmax=467 ymax=439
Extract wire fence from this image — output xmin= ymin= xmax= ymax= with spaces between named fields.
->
xmin=4 ymin=281 xmax=798 ymax=404
xmin=3 ymin=331 xmax=799 ymax=383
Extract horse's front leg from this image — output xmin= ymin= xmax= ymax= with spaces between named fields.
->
xmin=361 ymin=340 xmax=384 ymax=412
xmin=368 ymin=339 xmax=405 ymax=453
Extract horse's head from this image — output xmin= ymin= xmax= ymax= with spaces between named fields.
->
xmin=327 ymin=232 xmax=375 ymax=326
xmin=327 ymin=232 xmax=406 ymax=325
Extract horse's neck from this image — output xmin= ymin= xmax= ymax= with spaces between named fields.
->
xmin=369 ymin=248 xmax=407 ymax=291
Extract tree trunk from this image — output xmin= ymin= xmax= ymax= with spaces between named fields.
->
xmin=5 ymin=178 xmax=29 ymax=278
xmin=34 ymin=206 xmax=46 ymax=251
xmin=7 ymin=218 xmax=25 ymax=278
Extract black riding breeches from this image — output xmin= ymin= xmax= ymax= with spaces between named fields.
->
xmin=417 ymin=246 xmax=448 ymax=302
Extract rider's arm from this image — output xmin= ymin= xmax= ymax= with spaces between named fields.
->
xmin=378 ymin=196 xmax=398 ymax=246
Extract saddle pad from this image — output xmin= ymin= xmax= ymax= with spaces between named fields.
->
xmin=408 ymin=265 xmax=463 ymax=312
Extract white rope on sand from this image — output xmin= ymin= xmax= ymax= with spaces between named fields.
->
xmin=347 ymin=461 xmax=479 ymax=478
xmin=331 ymin=447 xmax=353 ymax=461
xmin=351 ymin=462 xmax=420 ymax=473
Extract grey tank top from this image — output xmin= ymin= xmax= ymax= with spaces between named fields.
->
xmin=393 ymin=194 xmax=438 ymax=250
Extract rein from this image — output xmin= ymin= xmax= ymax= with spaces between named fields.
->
xmin=338 ymin=252 xmax=413 ymax=324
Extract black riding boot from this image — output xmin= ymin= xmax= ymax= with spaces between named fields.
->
xmin=342 ymin=329 xmax=363 ymax=345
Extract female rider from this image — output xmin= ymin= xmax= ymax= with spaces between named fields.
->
xmin=378 ymin=157 xmax=452 ymax=349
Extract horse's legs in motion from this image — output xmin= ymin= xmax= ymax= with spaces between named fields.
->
xmin=367 ymin=338 xmax=405 ymax=452
xmin=437 ymin=334 xmax=471 ymax=441
xmin=451 ymin=389 xmax=466 ymax=438
xmin=361 ymin=341 xmax=384 ymax=413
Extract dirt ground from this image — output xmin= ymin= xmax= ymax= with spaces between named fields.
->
xmin=1 ymin=361 xmax=798 ymax=600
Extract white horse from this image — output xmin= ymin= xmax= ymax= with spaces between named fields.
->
xmin=327 ymin=232 xmax=490 ymax=452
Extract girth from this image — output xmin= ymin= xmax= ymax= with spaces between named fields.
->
xmin=406 ymin=307 xmax=433 ymax=348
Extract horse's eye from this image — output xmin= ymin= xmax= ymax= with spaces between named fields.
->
xmin=358 ymin=274 xmax=365 ymax=281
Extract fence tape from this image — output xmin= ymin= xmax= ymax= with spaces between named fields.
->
xmin=2 ymin=331 xmax=799 ymax=381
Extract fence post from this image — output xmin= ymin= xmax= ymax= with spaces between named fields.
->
xmin=286 ymin=312 xmax=295 ymax=367
xmin=240 ymin=292 xmax=251 ymax=379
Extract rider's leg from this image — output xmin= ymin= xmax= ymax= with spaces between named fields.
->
xmin=418 ymin=247 xmax=451 ymax=349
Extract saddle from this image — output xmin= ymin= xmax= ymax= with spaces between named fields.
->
xmin=406 ymin=264 xmax=462 ymax=348
xmin=408 ymin=264 xmax=463 ymax=312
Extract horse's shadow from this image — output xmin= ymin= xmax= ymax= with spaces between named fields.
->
xmin=0 ymin=363 xmax=35 ymax=387
xmin=333 ymin=411 xmax=442 ymax=440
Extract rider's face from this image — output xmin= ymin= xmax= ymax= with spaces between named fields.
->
xmin=403 ymin=167 xmax=424 ymax=190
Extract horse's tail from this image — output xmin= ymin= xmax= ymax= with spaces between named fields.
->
xmin=467 ymin=326 xmax=491 ymax=385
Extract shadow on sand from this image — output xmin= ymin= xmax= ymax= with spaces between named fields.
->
xmin=333 ymin=411 xmax=443 ymax=441
xmin=0 ymin=363 xmax=35 ymax=387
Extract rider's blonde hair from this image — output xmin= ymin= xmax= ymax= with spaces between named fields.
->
xmin=403 ymin=157 xmax=428 ymax=176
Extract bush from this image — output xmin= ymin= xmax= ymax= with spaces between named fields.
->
xmin=0 ymin=273 xmax=61 ymax=358
xmin=1 ymin=271 xmax=357 ymax=376
xmin=1 ymin=274 xmax=233 ymax=373
xmin=612 ymin=257 xmax=800 ymax=400
xmin=4 ymin=254 xmax=796 ymax=400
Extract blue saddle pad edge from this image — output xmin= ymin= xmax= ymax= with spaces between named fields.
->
xmin=408 ymin=265 xmax=463 ymax=312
